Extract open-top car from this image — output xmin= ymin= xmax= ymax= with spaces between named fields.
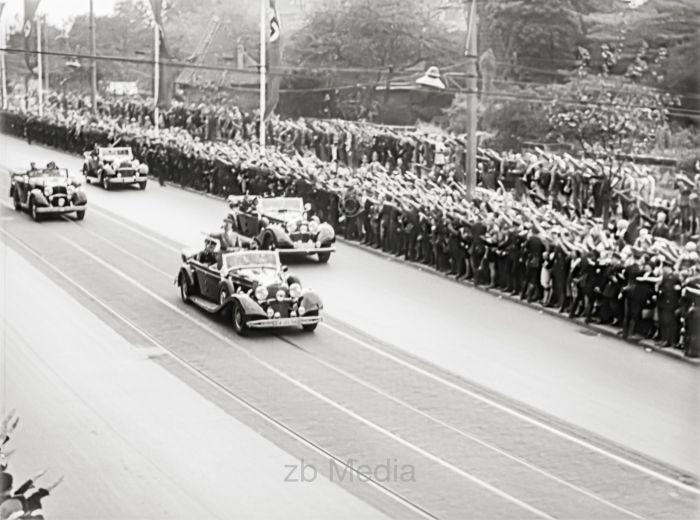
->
xmin=176 ymin=243 xmax=323 ymax=335
xmin=9 ymin=165 xmax=87 ymax=221
xmin=82 ymin=146 xmax=148 ymax=190
xmin=227 ymin=196 xmax=336 ymax=263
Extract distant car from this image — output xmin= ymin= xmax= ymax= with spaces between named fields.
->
xmin=227 ymin=196 xmax=336 ymax=263
xmin=176 ymin=246 xmax=323 ymax=336
xmin=82 ymin=146 xmax=148 ymax=190
xmin=9 ymin=166 xmax=87 ymax=221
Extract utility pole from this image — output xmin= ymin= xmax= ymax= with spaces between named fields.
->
xmin=464 ymin=0 xmax=478 ymax=199
xmin=154 ymin=19 xmax=159 ymax=129
xmin=89 ymin=0 xmax=97 ymax=115
xmin=0 ymin=16 xmax=7 ymax=110
xmin=259 ymin=0 xmax=267 ymax=152
xmin=36 ymin=15 xmax=42 ymax=116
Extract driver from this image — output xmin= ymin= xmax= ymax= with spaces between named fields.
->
xmin=29 ymin=162 xmax=37 ymax=171
xmin=46 ymin=161 xmax=57 ymax=169
xmin=197 ymin=237 xmax=218 ymax=265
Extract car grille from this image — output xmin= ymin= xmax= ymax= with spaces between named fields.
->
xmin=51 ymin=186 xmax=67 ymax=195
xmin=49 ymin=194 xmax=69 ymax=207
xmin=289 ymin=232 xmax=312 ymax=242
xmin=117 ymin=168 xmax=135 ymax=176
xmin=264 ymin=300 xmax=291 ymax=318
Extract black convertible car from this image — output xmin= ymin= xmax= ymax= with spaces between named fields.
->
xmin=176 ymin=245 xmax=323 ymax=335
xmin=9 ymin=165 xmax=87 ymax=221
xmin=227 ymin=196 xmax=336 ymax=263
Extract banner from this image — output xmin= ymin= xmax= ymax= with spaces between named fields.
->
xmin=23 ymin=0 xmax=41 ymax=72
xmin=264 ymin=0 xmax=281 ymax=120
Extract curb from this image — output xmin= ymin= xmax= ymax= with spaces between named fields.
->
xmin=334 ymin=235 xmax=700 ymax=367
xmin=156 ymin=178 xmax=699 ymax=366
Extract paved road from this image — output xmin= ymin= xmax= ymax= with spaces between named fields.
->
xmin=1 ymin=136 xmax=699 ymax=519
xmin=0 ymin=246 xmax=389 ymax=520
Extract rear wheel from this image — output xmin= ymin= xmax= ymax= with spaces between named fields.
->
xmin=231 ymin=301 xmax=249 ymax=336
xmin=75 ymin=209 xmax=86 ymax=221
xmin=179 ymin=273 xmax=191 ymax=303
xmin=317 ymin=251 xmax=331 ymax=263
xmin=302 ymin=311 xmax=319 ymax=332
xmin=29 ymin=197 xmax=42 ymax=222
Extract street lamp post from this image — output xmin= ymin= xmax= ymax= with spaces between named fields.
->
xmin=464 ymin=0 xmax=478 ymax=200
xmin=89 ymin=0 xmax=97 ymax=116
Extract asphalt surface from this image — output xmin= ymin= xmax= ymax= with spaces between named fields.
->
xmin=0 ymin=135 xmax=699 ymax=519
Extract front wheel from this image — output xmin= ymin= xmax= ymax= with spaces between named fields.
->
xmin=101 ymin=174 xmax=111 ymax=190
xmin=29 ymin=197 xmax=42 ymax=222
xmin=12 ymin=192 xmax=21 ymax=211
xmin=179 ymin=273 xmax=191 ymax=303
xmin=262 ymin=234 xmax=276 ymax=251
xmin=138 ymin=181 xmax=147 ymax=190
xmin=317 ymin=251 xmax=331 ymax=263
xmin=75 ymin=209 xmax=86 ymax=221
xmin=302 ymin=311 xmax=319 ymax=332
xmin=231 ymin=301 xmax=249 ymax=336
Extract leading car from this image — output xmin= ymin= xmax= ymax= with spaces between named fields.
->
xmin=10 ymin=165 xmax=87 ymax=221
xmin=176 ymin=243 xmax=323 ymax=335
xmin=227 ymin=196 xmax=336 ymax=263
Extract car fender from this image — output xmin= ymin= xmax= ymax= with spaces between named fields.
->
xmin=218 ymin=278 xmax=235 ymax=299
xmin=73 ymin=190 xmax=88 ymax=205
xmin=268 ymin=226 xmax=294 ymax=247
xmin=177 ymin=265 xmax=196 ymax=289
xmin=103 ymin=164 xmax=114 ymax=176
xmin=230 ymin=292 xmax=266 ymax=318
xmin=30 ymin=189 xmax=49 ymax=206
xmin=300 ymin=291 xmax=323 ymax=312
xmin=317 ymin=223 xmax=335 ymax=244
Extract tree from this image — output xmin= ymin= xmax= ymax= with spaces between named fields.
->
xmin=480 ymin=0 xmax=587 ymax=81
xmin=287 ymin=0 xmax=461 ymax=72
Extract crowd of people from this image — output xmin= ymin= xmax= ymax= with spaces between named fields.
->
xmin=0 ymin=411 xmax=62 ymax=520
xmin=2 ymin=93 xmax=699 ymax=357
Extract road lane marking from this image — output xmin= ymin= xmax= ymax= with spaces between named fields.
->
xmin=0 ymin=228 xmax=437 ymax=520
xmin=86 ymin=206 xmax=181 ymax=253
xmin=321 ymin=322 xmax=700 ymax=495
xmin=42 ymin=210 xmax=700 ymax=498
xmin=52 ymin=232 xmax=555 ymax=519
xmin=276 ymin=337 xmax=647 ymax=520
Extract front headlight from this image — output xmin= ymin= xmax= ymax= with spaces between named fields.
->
xmin=43 ymin=186 xmax=53 ymax=197
xmin=289 ymin=283 xmax=302 ymax=299
xmin=255 ymin=285 xmax=268 ymax=301
xmin=276 ymin=289 xmax=285 ymax=302
xmin=266 ymin=307 xmax=275 ymax=318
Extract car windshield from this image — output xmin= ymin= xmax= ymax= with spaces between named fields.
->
xmin=222 ymin=251 xmax=279 ymax=271
xmin=100 ymin=147 xmax=132 ymax=159
xmin=260 ymin=198 xmax=304 ymax=214
xmin=28 ymin=168 xmax=68 ymax=178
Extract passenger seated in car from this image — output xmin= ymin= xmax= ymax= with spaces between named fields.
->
xmin=197 ymin=238 xmax=218 ymax=265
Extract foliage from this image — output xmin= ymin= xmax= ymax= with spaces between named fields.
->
xmin=287 ymin=0 xmax=462 ymax=71
xmin=545 ymin=75 xmax=675 ymax=155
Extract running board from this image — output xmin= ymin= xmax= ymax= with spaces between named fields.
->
xmin=190 ymin=295 xmax=223 ymax=313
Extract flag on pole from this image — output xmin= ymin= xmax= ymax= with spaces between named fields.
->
xmin=148 ymin=0 xmax=173 ymax=108
xmin=23 ymin=0 xmax=41 ymax=72
xmin=264 ymin=0 xmax=281 ymax=120
xmin=0 ymin=3 xmax=5 ymax=19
